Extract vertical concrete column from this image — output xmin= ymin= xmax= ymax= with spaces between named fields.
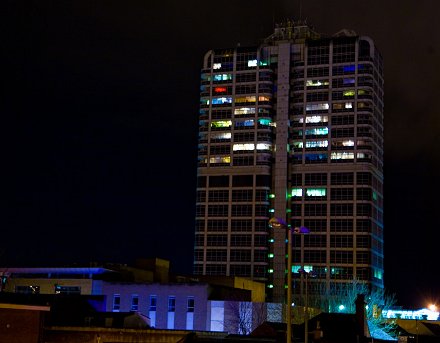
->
xmin=272 ymin=43 xmax=291 ymax=304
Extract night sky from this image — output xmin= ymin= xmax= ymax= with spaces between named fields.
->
xmin=2 ymin=1 xmax=440 ymax=309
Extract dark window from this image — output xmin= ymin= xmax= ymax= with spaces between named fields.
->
xmin=331 ymin=172 xmax=354 ymax=185
xmin=330 ymin=219 xmax=354 ymax=232
xmin=330 ymin=235 xmax=353 ymax=248
xmin=305 ymin=204 xmax=327 ymax=216
xmin=209 ymin=176 xmax=229 ymax=187
xmin=331 ymin=188 xmax=353 ymax=200
xmin=206 ymin=249 xmax=227 ymax=261
xmin=207 ymin=234 xmax=227 ymax=246
xmin=187 ymin=297 xmax=195 ymax=312
xmin=231 ymin=204 xmax=253 ymax=216
xmin=357 ymin=172 xmax=372 ymax=185
xmin=232 ymin=175 xmax=253 ymax=187
xmin=231 ymin=234 xmax=252 ymax=247
xmin=256 ymin=175 xmax=271 ymax=187
xmin=230 ymin=249 xmax=251 ymax=262
xmin=232 ymin=190 xmax=253 ymax=202
xmin=231 ymin=219 xmax=253 ymax=232
xmin=330 ymin=204 xmax=354 ymax=216
xmin=305 ymin=173 xmax=327 ymax=186
xmin=168 ymin=296 xmax=176 ymax=312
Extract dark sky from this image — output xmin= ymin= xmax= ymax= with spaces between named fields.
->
xmin=2 ymin=1 xmax=440 ymax=309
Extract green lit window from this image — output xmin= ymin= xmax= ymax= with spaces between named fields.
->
xmin=258 ymin=118 xmax=272 ymax=126
xmin=291 ymin=188 xmax=303 ymax=197
xmin=305 ymin=127 xmax=328 ymax=136
xmin=211 ymin=120 xmax=232 ymax=128
xmin=268 ymin=253 xmax=274 ymax=258
xmin=373 ymin=269 xmax=383 ymax=280
xmin=343 ymin=90 xmax=356 ymax=97
xmin=306 ymin=188 xmax=326 ymax=197
xmin=213 ymin=74 xmax=232 ymax=81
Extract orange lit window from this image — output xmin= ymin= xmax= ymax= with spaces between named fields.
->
xmin=214 ymin=87 xmax=227 ymax=93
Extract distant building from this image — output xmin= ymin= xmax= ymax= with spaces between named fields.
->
xmin=194 ymin=19 xmax=384 ymax=303
xmin=0 ymin=264 xmax=270 ymax=333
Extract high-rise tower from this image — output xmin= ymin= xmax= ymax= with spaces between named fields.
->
xmin=194 ymin=20 xmax=384 ymax=303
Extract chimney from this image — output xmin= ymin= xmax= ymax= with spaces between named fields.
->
xmin=355 ymin=294 xmax=370 ymax=339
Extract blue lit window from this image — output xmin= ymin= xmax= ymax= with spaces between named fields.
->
xmin=212 ymin=97 xmax=232 ymax=105
xmin=235 ymin=120 xmax=254 ymax=127
xmin=343 ymin=65 xmax=355 ymax=72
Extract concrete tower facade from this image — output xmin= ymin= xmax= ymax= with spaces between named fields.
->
xmin=194 ymin=21 xmax=384 ymax=303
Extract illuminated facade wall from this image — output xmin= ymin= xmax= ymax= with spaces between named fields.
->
xmin=194 ymin=22 xmax=384 ymax=303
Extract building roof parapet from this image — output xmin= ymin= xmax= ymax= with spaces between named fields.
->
xmin=263 ymin=19 xmax=321 ymax=44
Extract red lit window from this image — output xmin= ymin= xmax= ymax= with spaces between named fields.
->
xmin=214 ymin=87 xmax=227 ymax=93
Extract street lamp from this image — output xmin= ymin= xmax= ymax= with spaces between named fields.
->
xmin=298 ymin=268 xmax=316 ymax=343
xmin=269 ymin=218 xmax=309 ymax=343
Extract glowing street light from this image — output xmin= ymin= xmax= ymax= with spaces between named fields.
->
xmin=428 ymin=304 xmax=437 ymax=312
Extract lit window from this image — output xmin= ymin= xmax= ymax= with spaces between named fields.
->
xmin=343 ymin=90 xmax=356 ymax=97
xmin=212 ymin=97 xmax=232 ymax=105
xmin=214 ymin=87 xmax=227 ymax=93
xmin=343 ymin=65 xmax=355 ymax=72
xmin=233 ymin=143 xmax=254 ymax=151
xmin=305 ymin=127 xmax=328 ymax=136
xmin=306 ymin=80 xmax=329 ymax=87
xmin=343 ymin=78 xmax=355 ymax=85
xmin=247 ymin=59 xmax=258 ymax=67
xmin=235 ymin=120 xmax=254 ymax=127
xmin=258 ymin=118 xmax=272 ymax=126
xmin=209 ymin=156 xmax=231 ymax=164
xmin=256 ymin=143 xmax=271 ymax=150
xmin=210 ymin=132 xmax=231 ymax=140
xmin=213 ymin=63 xmax=221 ymax=70
xmin=213 ymin=74 xmax=232 ymax=81
xmin=306 ymin=140 xmax=328 ymax=148
xmin=331 ymin=152 xmax=354 ymax=159
xmin=306 ymin=103 xmax=329 ymax=111
xmin=291 ymin=188 xmax=303 ymax=197
xmin=293 ymin=142 xmax=303 ymax=149
xmin=211 ymin=120 xmax=232 ymax=128
xmin=373 ymin=269 xmax=383 ymax=280
xmin=235 ymin=96 xmax=256 ymax=103
xmin=305 ymin=115 xmax=328 ymax=123
xmin=258 ymin=95 xmax=271 ymax=102
xmin=306 ymin=188 xmax=326 ymax=197
xmin=234 ymin=107 xmax=255 ymax=115
xmin=345 ymin=102 xmax=353 ymax=109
